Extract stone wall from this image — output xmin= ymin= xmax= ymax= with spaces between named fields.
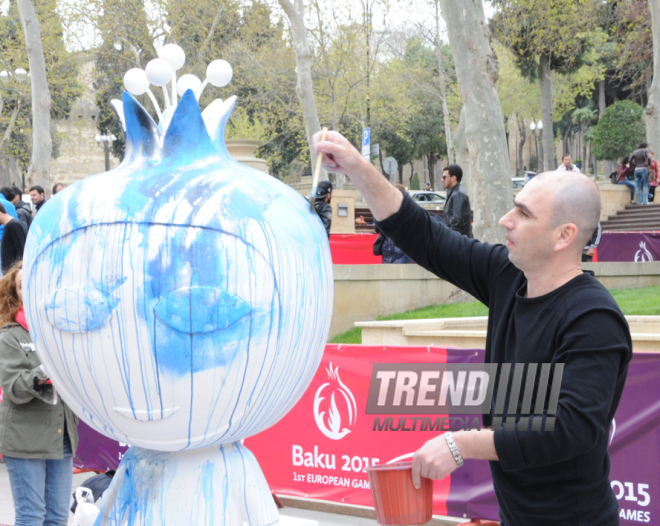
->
xmin=330 ymin=262 xmax=660 ymax=338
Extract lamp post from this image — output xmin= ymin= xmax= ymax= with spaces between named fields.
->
xmin=95 ymin=133 xmax=116 ymax=172
xmin=530 ymin=120 xmax=543 ymax=172
xmin=530 ymin=121 xmax=538 ymax=171
xmin=363 ymin=0 xmax=378 ymax=129
xmin=537 ymin=120 xmax=544 ymax=170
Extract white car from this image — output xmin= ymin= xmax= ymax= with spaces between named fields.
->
xmin=408 ymin=191 xmax=446 ymax=211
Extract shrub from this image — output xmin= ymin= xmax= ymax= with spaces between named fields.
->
xmin=593 ymin=101 xmax=646 ymax=161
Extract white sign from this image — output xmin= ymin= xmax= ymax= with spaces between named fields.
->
xmin=383 ymin=156 xmax=398 ymax=176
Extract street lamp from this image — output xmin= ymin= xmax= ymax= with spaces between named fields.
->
xmin=529 ymin=120 xmax=544 ymax=172
xmin=530 ymin=121 xmax=538 ymax=171
xmin=95 ymin=133 xmax=116 ymax=172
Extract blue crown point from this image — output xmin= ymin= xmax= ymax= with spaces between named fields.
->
xmin=163 ymin=89 xmax=216 ymax=160
xmin=205 ymin=96 xmax=237 ymax=156
xmin=122 ymin=91 xmax=162 ymax=163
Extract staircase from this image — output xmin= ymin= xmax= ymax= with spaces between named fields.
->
xmin=602 ymin=203 xmax=660 ymax=231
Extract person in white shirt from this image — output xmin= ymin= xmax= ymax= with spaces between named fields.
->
xmin=557 ymin=154 xmax=580 ymax=172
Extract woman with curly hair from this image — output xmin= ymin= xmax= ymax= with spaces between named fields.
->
xmin=0 ymin=261 xmax=79 ymax=526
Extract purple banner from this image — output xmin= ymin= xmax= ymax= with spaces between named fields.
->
xmin=598 ymin=232 xmax=660 ymax=262
xmin=72 ymin=350 xmax=660 ymax=525
xmin=73 ymin=422 xmax=128 ymax=472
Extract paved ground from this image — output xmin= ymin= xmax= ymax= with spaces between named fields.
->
xmin=0 ymin=462 xmax=465 ymax=526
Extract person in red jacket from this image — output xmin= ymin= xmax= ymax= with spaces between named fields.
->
xmin=648 ymin=151 xmax=659 ymax=203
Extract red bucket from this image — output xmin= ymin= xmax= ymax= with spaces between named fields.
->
xmin=366 ymin=461 xmax=433 ymax=525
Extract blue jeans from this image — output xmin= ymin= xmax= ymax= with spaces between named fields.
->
xmin=618 ymin=179 xmax=636 ymax=201
xmin=4 ymin=434 xmax=72 ymax=526
xmin=635 ymin=168 xmax=649 ymax=205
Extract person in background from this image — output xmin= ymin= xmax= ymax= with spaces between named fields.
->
xmin=0 ymin=203 xmax=26 ymax=273
xmin=629 ymin=142 xmax=652 ymax=205
xmin=314 ymin=180 xmax=333 ymax=238
xmin=441 ymin=164 xmax=472 ymax=237
xmin=582 ymin=222 xmax=602 ymax=263
xmin=424 ymin=182 xmax=432 ymax=191
xmin=648 ymin=151 xmax=658 ymax=203
xmin=616 ymin=157 xmax=637 ymax=204
xmin=52 ymin=183 xmax=66 ymax=195
xmin=0 ymin=261 xmax=79 ymax=526
xmin=375 ymin=185 xmax=413 ymax=264
xmin=0 ymin=187 xmax=31 ymax=233
xmin=0 ymin=192 xmax=19 ymax=271
xmin=29 ymin=185 xmax=46 ymax=215
xmin=556 ymin=154 xmax=580 ymax=172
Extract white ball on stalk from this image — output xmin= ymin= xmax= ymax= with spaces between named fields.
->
xmin=145 ymin=59 xmax=173 ymax=87
xmin=123 ymin=68 xmax=150 ymax=95
xmin=206 ymin=60 xmax=233 ymax=87
xmin=177 ymin=74 xmax=202 ymax=97
xmin=158 ymin=44 xmax=186 ymax=71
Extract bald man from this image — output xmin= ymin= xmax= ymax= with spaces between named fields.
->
xmin=314 ymin=131 xmax=631 ymax=526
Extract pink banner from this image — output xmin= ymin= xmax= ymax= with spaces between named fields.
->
xmin=17 ymin=346 xmax=657 ymax=525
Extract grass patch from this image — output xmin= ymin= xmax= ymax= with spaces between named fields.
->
xmin=329 ymin=326 xmax=362 ymax=344
xmin=610 ymin=286 xmax=660 ymax=315
xmin=329 ymin=286 xmax=660 ymax=344
xmin=330 ymin=301 xmax=488 ymax=344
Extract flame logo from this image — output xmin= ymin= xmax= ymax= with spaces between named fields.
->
xmin=313 ymin=363 xmax=357 ymax=440
xmin=634 ymin=241 xmax=653 ymax=262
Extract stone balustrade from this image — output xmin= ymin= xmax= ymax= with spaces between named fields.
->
xmin=357 ymin=315 xmax=660 ymax=352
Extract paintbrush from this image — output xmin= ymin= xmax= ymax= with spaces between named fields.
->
xmin=310 ymin=127 xmax=328 ymax=211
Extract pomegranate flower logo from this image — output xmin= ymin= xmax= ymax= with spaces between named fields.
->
xmin=313 ymin=363 xmax=357 ymax=440
xmin=634 ymin=241 xmax=653 ymax=262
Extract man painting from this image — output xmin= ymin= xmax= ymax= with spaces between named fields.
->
xmin=313 ymin=130 xmax=631 ymax=526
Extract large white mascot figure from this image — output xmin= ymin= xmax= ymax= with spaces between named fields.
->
xmin=23 ymin=51 xmax=333 ymax=526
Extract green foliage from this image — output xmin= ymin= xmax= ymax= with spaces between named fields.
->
xmin=492 ymin=0 xmax=600 ymax=78
xmin=0 ymin=0 xmax=81 ymax=168
xmin=226 ymin=106 xmax=269 ymax=141
xmin=592 ymin=100 xmax=646 ymax=161
xmin=410 ymin=172 xmax=420 ymax=190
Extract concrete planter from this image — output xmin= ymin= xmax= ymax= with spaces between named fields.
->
xmin=226 ymin=139 xmax=268 ymax=173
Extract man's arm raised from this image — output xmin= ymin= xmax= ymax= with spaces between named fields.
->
xmin=313 ymin=130 xmax=403 ymax=221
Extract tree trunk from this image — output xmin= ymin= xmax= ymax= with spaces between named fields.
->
xmin=434 ymin=1 xmax=454 ymax=164
xmin=516 ymin=115 xmax=526 ymax=177
xmin=439 ymin=0 xmax=512 ymax=243
xmin=277 ymin=0 xmax=327 ymax=181
xmin=398 ymin=165 xmax=403 ymax=185
xmin=645 ymin=0 xmax=660 ymax=156
xmin=378 ymin=146 xmax=389 ymax=181
xmin=453 ymin=106 xmax=471 ymax=193
xmin=597 ymin=79 xmax=606 ymax=177
xmin=539 ymin=53 xmax=553 ymax=172
xmin=409 ymin=161 xmax=414 ymax=186
xmin=598 ymin=80 xmax=606 ymax=118
xmin=428 ymin=152 xmax=437 ymax=190
xmin=17 ymin=0 xmax=51 ymax=194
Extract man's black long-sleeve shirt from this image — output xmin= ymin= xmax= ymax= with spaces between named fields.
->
xmin=1 ymin=220 xmax=26 ymax=273
xmin=377 ymin=194 xmax=632 ymax=526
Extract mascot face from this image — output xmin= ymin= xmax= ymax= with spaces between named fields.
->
xmin=23 ymin=91 xmax=333 ymax=451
